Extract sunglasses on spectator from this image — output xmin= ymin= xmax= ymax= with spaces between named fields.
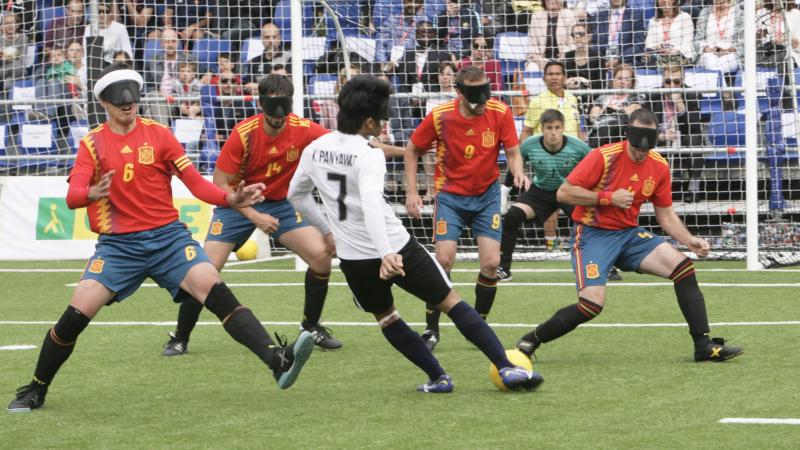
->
xmin=663 ymin=78 xmax=683 ymax=85
xmin=473 ymin=44 xmax=488 ymax=49
xmin=572 ymin=32 xmax=587 ymax=37
xmin=219 ymin=78 xmax=235 ymax=84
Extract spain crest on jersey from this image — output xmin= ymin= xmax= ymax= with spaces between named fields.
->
xmin=482 ymin=130 xmax=495 ymax=147
xmin=642 ymin=179 xmax=655 ymax=197
xmin=286 ymin=146 xmax=299 ymax=162
xmin=138 ymin=146 xmax=154 ymax=165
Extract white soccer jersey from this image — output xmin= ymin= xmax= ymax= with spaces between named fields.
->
xmin=288 ymin=131 xmax=410 ymax=260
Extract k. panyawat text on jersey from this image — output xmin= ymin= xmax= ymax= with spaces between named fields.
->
xmin=69 ymin=117 xmax=197 ymax=234
xmin=566 ymin=141 xmax=672 ymax=230
xmin=410 ymin=98 xmax=519 ymax=196
xmin=215 ymin=113 xmax=328 ymax=200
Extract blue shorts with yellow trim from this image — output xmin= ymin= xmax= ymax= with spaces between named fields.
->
xmin=570 ymin=224 xmax=665 ymax=290
xmin=433 ymin=183 xmax=502 ymax=242
xmin=81 ymin=221 xmax=210 ymax=302
xmin=205 ymin=199 xmax=308 ymax=250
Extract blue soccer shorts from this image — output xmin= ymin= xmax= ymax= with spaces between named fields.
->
xmin=205 ymin=199 xmax=308 ymax=250
xmin=81 ymin=221 xmax=210 ymax=302
xmin=433 ymin=183 xmax=502 ymax=242
xmin=570 ymin=223 xmax=665 ymax=290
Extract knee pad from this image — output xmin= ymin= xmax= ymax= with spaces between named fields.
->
xmin=52 ymin=306 xmax=91 ymax=345
xmin=504 ymin=206 xmax=527 ymax=230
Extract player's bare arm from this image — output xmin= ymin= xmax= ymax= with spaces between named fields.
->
xmin=504 ymin=145 xmax=531 ymax=191
xmin=654 ymin=205 xmax=710 ymax=258
xmin=404 ymin=140 xmax=424 ymax=218
xmin=213 ymin=167 xmax=279 ymax=233
xmin=557 ymin=180 xmax=633 ymax=208
xmin=371 ymin=140 xmax=406 ymax=159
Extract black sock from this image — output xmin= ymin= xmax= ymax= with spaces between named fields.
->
xmin=301 ymin=269 xmax=330 ymax=329
xmin=174 ymin=289 xmax=203 ymax=342
xmin=533 ymin=297 xmax=603 ymax=345
xmin=425 ymin=271 xmax=448 ymax=331
xmin=500 ymin=206 xmax=527 ymax=269
xmin=474 ymin=273 xmax=498 ymax=320
xmin=382 ymin=319 xmax=445 ymax=381
xmin=204 ymin=282 xmax=276 ymax=367
xmin=670 ymin=258 xmax=711 ymax=348
xmin=447 ymin=301 xmax=512 ymax=369
xmin=33 ymin=306 xmax=90 ymax=386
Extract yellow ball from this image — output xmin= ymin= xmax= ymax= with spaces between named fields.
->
xmin=489 ymin=349 xmax=533 ymax=391
xmin=235 ymin=240 xmax=259 ymax=261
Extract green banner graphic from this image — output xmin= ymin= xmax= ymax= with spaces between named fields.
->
xmin=36 ymin=198 xmax=75 ymax=240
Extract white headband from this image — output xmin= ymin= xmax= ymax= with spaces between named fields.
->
xmin=93 ymin=69 xmax=144 ymax=100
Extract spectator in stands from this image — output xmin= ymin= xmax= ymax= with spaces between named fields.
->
xmin=164 ymin=0 xmax=213 ymax=51
xmin=459 ymin=34 xmax=503 ymax=91
xmin=426 ymin=61 xmax=457 ymax=114
xmin=756 ymin=0 xmax=800 ymax=69
xmin=176 ymin=61 xmax=202 ymax=120
xmin=84 ymin=2 xmax=134 ymax=64
xmin=209 ymin=52 xmax=239 ymax=85
xmin=313 ymin=64 xmax=361 ymax=130
xmin=563 ymin=22 xmax=606 ymax=108
xmin=588 ymin=0 xmax=647 ymax=68
xmin=646 ymin=64 xmax=707 ymax=202
xmin=45 ymin=44 xmax=76 ymax=82
xmin=143 ymin=28 xmax=197 ymax=124
xmin=214 ymin=0 xmax=274 ymax=61
xmin=112 ymin=49 xmax=133 ymax=65
xmin=644 ymin=0 xmax=695 ymax=67
xmin=520 ymin=60 xmax=586 ymax=141
xmin=587 ymin=63 xmax=644 ymax=147
xmin=565 ymin=0 xmax=611 ymax=21
xmin=213 ymin=71 xmax=256 ymax=141
xmin=388 ymin=20 xmax=454 ymax=121
xmin=376 ymin=0 xmax=426 ymax=63
xmin=121 ymin=1 xmax=166 ymax=71
xmin=695 ymin=0 xmax=743 ymax=76
xmin=44 ymin=0 xmax=86 ymax=53
xmin=245 ymin=22 xmax=290 ymax=94
xmin=65 ymin=42 xmax=87 ymax=97
xmin=0 ymin=11 xmax=27 ymax=93
xmin=527 ymin=0 xmax=578 ymax=71
xmin=4 ymin=1 xmax=35 ymax=42
xmin=436 ymin=0 xmax=479 ymax=56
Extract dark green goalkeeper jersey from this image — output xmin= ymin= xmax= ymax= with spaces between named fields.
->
xmin=519 ymin=135 xmax=592 ymax=191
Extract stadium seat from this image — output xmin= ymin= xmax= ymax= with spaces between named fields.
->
xmin=494 ymin=32 xmax=529 ymax=78
xmin=520 ymin=72 xmax=545 ymax=97
xmin=705 ymin=111 xmax=746 ymax=164
xmin=344 ymin=36 xmax=377 ymax=62
xmin=12 ymin=121 xmax=61 ymax=172
xmin=684 ymin=68 xmax=725 ymax=114
xmin=9 ymin=79 xmax=38 ymax=128
xmin=734 ymin=67 xmax=777 ymax=113
xmin=307 ymin=74 xmax=338 ymax=96
xmin=38 ymin=6 xmax=65 ymax=35
xmin=634 ymin=68 xmax=661 ymax=90
xmin=273 ymin=0 xmax=316 ymax=42
xmin=193 ymin=38 xmax=231 ymax=74
xmin=68 ymin=120 xmax=89 ymax=153
xmin=198 ymin=84 xmax=220 ymax=173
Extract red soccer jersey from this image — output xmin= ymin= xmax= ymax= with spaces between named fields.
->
xmin=69 ymin=117 xmax=193 ymax=234
xmin=216 ymin=113 xmax=328 ymax=201
xmin=410 ymin=98 xmax=519 ymax=196
xmin=567 ymin=141 xmax=672 ymax=230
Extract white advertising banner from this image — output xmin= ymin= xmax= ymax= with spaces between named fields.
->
xmin=0 ymin=176 xmax=215 ymax=260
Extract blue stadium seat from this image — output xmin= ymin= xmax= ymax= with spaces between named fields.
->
xmin=13 ymin=121 xmax=61 ymax=172
xmin=193 ymin=39 xmax=231 ymax=74
xmin=734 ymin=67 xmax=777 ymax=113
xmin=705 ymin=111 xmax=746 ymax=164
xmin=273 ymin=0 xmax=316 ymax=42
xmin=38 ymin=6 xmax=65 ymax=34
xmin=684 ymin=68 xmax=725 ymax=114
xmin=198 ymin=84 xmax=220 ymax=173
xmin=494 ymin=32 xmax=529 ymax=80
xmin=307 ymin=74 xmax=338 ymax=95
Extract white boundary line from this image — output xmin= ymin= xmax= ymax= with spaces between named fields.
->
xmin=0 ymin=345 xmax=37 ymax=350
xmin=62 ymin=282 xmax=800 ymax=288
xmin=1 ymin=320 xmax=798 ymax=328
xmin=3 ymin=267 xmax=800 ymax=273
xmin=719 ymin=418 xmax=800 ymax=425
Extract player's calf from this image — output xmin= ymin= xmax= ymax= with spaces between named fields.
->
xmin=517 ymin=297 xmax=604 ymax=356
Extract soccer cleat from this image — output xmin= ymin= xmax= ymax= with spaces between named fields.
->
xmin=7 ymin=383 xmax=47 ymax=413
xmin=608 ymin=267 xmax=623 ymax=281
xmin=302 ymin=324 xmax=343 ymax=350
xmin=694 ymin=337 xmax=744 ymax=362
xmin=417 ymin=374 xmax=454 ymax=393
xmin=161 ymin=331 xmax=188 ymax=356
xmin=497 ymin=267 xmax=512 ymax=282
xmin=515 ymin=337 xmax=539 ymax=359
xmin=499 ymin=367 xmax=545 ymax=391
xmin=272 ymin=331 xmax=314 ymax=389
xmin=420 ymin=329 xmax=440 ymax=352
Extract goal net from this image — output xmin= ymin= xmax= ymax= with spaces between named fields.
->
xmin=1 ymin=0 xmax=798 ymax=268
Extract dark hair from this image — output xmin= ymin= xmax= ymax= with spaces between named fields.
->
xmin=99 ymin=61 xmax=133 ymax=79
xmin=540 ymin=108 xmax=565 ymax=125
xmin=455 ymin=65 xmax=485 ymax=85
xmin=629 ymin=108 xmax=659 ymax=127
xmin=543 ymin=60 xmax=565 ymax=75
xmin=337 ymin=75 xmax=391 ymax=134
xmin=258 ymin=73 xmax=293 ymax=97
xmin=439 ymin=61 xmax=457 ymax=75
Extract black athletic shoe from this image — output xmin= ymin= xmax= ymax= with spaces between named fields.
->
xmin=272 ymin=331 xmax=314 ymax=389
xmin=694 ymin=337 xmax=744 ymax=362
xmin=497 ymin=267 xmax=512 ymax=282
xmin=303 ymin=324 xmax=343 ymax=350
xmin=162 ymin=331 xmax=188 ymax=356
xmin=515 ymin=337 xmax=539 ymax=359
xmin=608 ymin=267 xmax=623 ymax=281
xmin=7 ymin=383 xmax=47 ymax=413
xmin=420 ymin=329 xmax=439 ymax=352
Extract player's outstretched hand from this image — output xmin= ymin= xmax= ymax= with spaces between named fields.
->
xmin=687 ymin=236 xmax=710 ymax=258
xmin=379 ymin=253 xmax=405 ymax=280
xmin=513 ymin=172 xmax=531 ymax=192
xmin=228 ymin=181 xmax=265 ymax=209
xmin=611 ymin=188 xmax=634 ymax=209
xmin=405 ymin=192 xmax=423 ymax=219
xmin=252 ymin=211 xmax=279 ymax=234
xmin=88 ymin=170 xmax=115 ymax=201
